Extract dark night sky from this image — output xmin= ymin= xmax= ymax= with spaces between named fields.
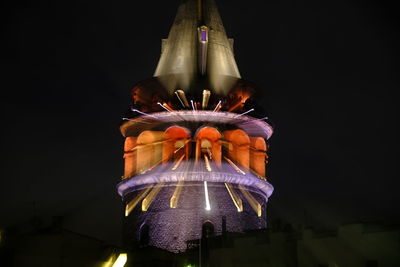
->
xmin=1 ymin=0 xmax=399 ymax=245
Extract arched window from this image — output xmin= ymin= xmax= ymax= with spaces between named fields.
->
xmin=163 ymin=126 xmax=191 ymax=162
xmin=136 ymin=131 xmax=164 ymax=173
xmin=202 ymin=221 xmax=215 ymax=238
xmin=223 ymin=129 xmax=250 ymax=169
xmin=195 ymin=127 xmax=222 ymax=165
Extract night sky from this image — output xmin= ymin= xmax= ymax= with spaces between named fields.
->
xmin=2 ymin=0 xmax=399 ymax=245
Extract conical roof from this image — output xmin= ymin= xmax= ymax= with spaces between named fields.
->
xmin=123 ymin=0 xmax=272 ymax=138
xmin=154 ymin=0 xmax=241 ymax=95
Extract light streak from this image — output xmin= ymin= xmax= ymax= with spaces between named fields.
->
xmin=190 ymin=100 xmax=196 ymax=111
xmin=163 ymin=103 xmax=175 ymax=111
xmin=129 ymin=140 xmax=167 ymax=151
xmin=213 ymin=100 xmax=222 ymax=112
xmin=157 ymin=102 xmax=173 ymax=112
xmin=234 ymin=108 xmax=254 ymax=118
xmin=122 ymin=118 xmax=151 ymax=124
xmin=141 ymin=158 xmax=165 ymax=174
xmin=228 ymin=101 xmax=243 ymax=112
xmin=170 ymin=180 xmax=184 ymax=208
xmin=249 ymin=168 xmax=267 ymax=180
xmin=130 ymin=108 xmax=158 ymax=119
xmin=239 ymin=184 xmax=262 ymax=217
xmin=125 ymin=186 xmax=153 ymax=216
xmin=172 ymin=154 xmax=185 ymax=170
xmin=112 ymin=253 xmax=127 ymax=267
xmin=204 ymin=154 xmax=212 ymax=171
xmin=225 ymin=183 xmax=243 ymax=212
xmin=204 ymin=181 xmax=211 ymax=210
xmin=142 ymin=182 xmax=165 ymax=211
xmin=175 ymin=91 xmax=186 ymax=108
xmin=224 ymin=156 xmax=246 ymax=175
xmin=173 ymin=139 xmax=190 ymax=154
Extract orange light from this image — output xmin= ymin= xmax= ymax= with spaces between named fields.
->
xmin=163 ymin=103 xmax=174 ymax=111
xmin=228 ymin=101 xmax=243 ymax=112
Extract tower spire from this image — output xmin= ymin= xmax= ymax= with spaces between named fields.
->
xmin=197 ymin=0 xmax=203 ymax=23
xmin=154 ymin=0 xmax=240 ymax=95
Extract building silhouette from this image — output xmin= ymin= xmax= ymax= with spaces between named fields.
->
xmin=2 ymin=219 xmax=399 ymax=266
xmin=117 ymin=0 xmax=274 ymax=253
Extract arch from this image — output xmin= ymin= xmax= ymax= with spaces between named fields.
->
xmin=250 ymin=137 xmax=267 ymax=178
xmin=137 ymin=130 xmax=164 ymax=145
xmin=163 ymin=126 xmax=191 ymax=162
xmin=195 ymin=126 xmax=222 ymax=141
xmin=164 ymin=126 xmax=191 ymax=140
xmin=224 ymin=129 xmax=250 ymax=146
xmin=250 ymin=137 xmax=267 ymax=151
xmin=223 ymin=129 xmax=250 ymax=169
xmin=195 ymin=127 xmax=222 ymax=165
xmin=124 ymin=137 xmax=137 ymax=178
xmin=202 ymin=221 xmax=215 ymax=238
xmin=136 ymin=131 xmax=164 ymax=173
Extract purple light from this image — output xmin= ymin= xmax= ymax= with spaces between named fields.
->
xmin=131 ymin=108 xmax=158 ymax=119
xmin=117 ymin=161 xmax=274 ymax=200
xmin=201 ymin=30 xmax=207 ymax=41
xmin=239 ymin=116 xmax=269 ymax=125
xmin=234 ymin=108 xmax=255 ymax=118
xmin=121 ymin=111 xmax=274 ymax=140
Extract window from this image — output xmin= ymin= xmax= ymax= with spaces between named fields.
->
xmin=202 ymin=221 xmax=215 ymax=238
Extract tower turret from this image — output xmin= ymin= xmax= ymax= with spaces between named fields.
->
xmin=118 ymin=0 xmax=274 ymax=253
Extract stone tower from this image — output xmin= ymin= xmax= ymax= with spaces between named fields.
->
xmin=117 ymin=0 xmax=274 ymax=252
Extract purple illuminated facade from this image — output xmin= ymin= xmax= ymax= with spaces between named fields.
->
xmin=117 ymin=0 xmax=274 ymax=253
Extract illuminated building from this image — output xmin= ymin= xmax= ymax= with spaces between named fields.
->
xmin=117 ymin=0 xmax=274 ymax=252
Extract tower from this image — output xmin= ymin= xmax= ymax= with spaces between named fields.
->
xmin=117 ymin=0 xmax=274 ymax=253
